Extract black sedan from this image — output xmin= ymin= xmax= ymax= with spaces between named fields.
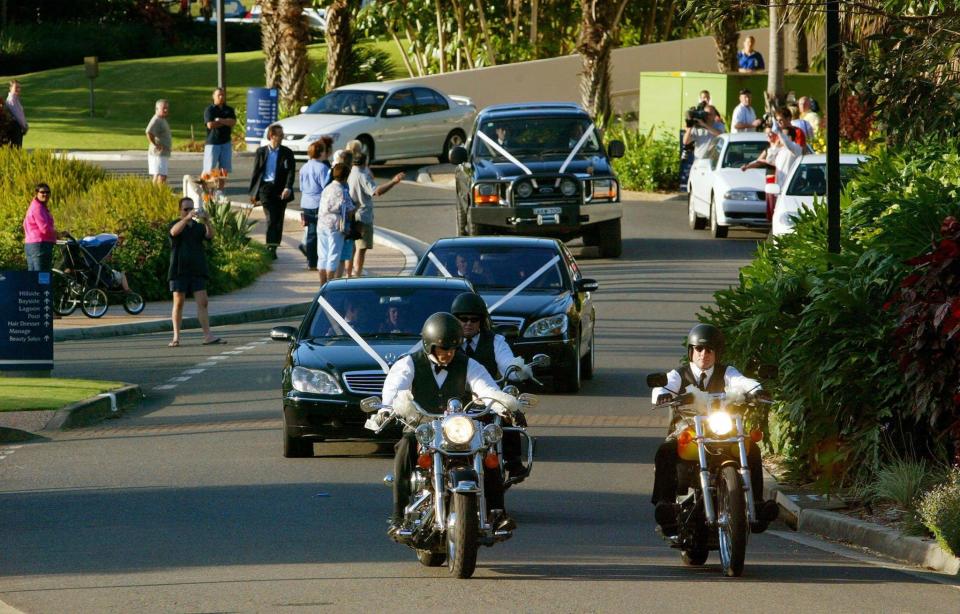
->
xmin=413 ymin=236 xmax=598 ymax=393
xmin=271 ymin=276 xmax=474 ymax=457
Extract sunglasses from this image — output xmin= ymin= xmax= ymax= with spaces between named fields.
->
xmin=36 ymin=190 xmax=50 ymax=195
xmin=182 ymin=207 xmax=194 ymax=212
xmin=692 ymin=345 xmax=715 ymax=353
xmin=458 ymin=316 xmax=482 ymax=323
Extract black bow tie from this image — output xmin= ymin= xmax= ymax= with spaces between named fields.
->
xmin=433 ymin=364 xmax=447 ymax=374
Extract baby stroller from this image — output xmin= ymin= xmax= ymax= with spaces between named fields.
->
xmin=52 ymin=232 xmax=145 ymax=318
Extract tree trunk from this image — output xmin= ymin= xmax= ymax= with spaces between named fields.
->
xmin=278 ymin=0 xmax=310 ymax=109
xmin=261 ymin=0 xmax=282 ymax=89
xmin=713 ymin=13 xmax=739 ymax=72
xmin=387 ymin=24 xmax=416 ymax=78
xmin=404 ymin=25 xmax=426 ymax=76
xmin=660 ymin=0 xmax=675 ymax=41
xmin=530 ymin=0 xmax=539 ymax=57
xmin=435 ymin=0 xmax=447 ymax=73
xmin=767 ymin=0 xmax=785 ymax=105
xmin=577 ymin=0 xmax=630 ymax=127
xmin=452 ymin=0 xmax=475 ymax=69
xmin=641 ymin=0 xmax=658 ymax=45
xmin=325 ymin=0 xmax=352 ymax=91
xmin=474 ymin=0 xmax=497 ymax=66
xmin=792 ymin=18 xmax=809 ymax=72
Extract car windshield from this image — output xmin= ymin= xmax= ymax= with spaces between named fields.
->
xmin=786 ymin=162 xmax=863 ymax=196
xmin=305 ymin=90 xmax=386 ymax=117
xmin=421 ymin=246 xmax=566 ymax=292
xmin=721 ymin=141 xmax=769 ymax=168
xmin=473 ymin=117 xmax=601 ymax=159
xmin=306 ymin=287 xmax=465 ymax=339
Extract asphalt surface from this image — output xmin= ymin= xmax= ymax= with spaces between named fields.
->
xmin=1 ymin=170 xmax=958 ymax=612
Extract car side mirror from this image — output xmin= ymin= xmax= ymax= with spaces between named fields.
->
xmin=576 ymin=278 xmax=599 ymax=293
xmin=607 ymin=139 xmax=625 ymax=159
xmin=299 ymin=105 xmax=308 ymax=114
xmin=360 ymin=396 xmax=383 ymax=413
xmin=646 ymin=372 xmax=668 ymax=388
xmin=449 ymin=146 xmax=468 ymax=165
xmin=384 ymin=108 xmax=402 ymax=117
xmin=270 ymin=325 xmax=297 ymax=341
xmin=766 ymin=183 xmax=781 ymax=196
xmin=531 ymin=353 xmax=550 ymax=368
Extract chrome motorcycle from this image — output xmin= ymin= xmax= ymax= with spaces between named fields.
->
xmin=362 ymin=388 xmax=538 ymax=579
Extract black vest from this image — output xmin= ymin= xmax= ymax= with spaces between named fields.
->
xmin=464 ymin=330 xmax=498 ymax=379
xmin=679 ymin=364 xmax=727 ymax=393
xmin=411 ymin=350 xmax=471 ymax=413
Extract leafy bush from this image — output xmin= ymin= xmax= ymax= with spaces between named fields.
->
xmin=606 ymin=124 xmax=680 ymax=192
xmin=919 ymin=468 xmax=960 ymax=556
xmin=863 ymin=457 xmax=945 ymax=509
xmin=206 ymin=201 xmax=256 ymax=250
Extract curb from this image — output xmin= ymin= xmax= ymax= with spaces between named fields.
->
xmin=60 ymin=151 xmax=256 ymax=162
xmin=0 ymin=384 xmax=142 ymax=442
xmin=763 ymin=470 xmax=960 ymax=575
xmin=414 ymin=163 xmax=456 ymax=189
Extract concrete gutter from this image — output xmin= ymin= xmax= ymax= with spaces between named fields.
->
xmin=0 ymin=384 xmax=142 ymax=442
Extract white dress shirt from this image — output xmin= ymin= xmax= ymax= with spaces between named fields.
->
xmin=650 ymin=364 xmax=760 ymax=403
xmin=731 ymin=103 xmax=757 ymax=133
xmin=381 ymin=354 xmax=503 ymax=408
xmin=463 ymin=333 xmax=517 ymax=379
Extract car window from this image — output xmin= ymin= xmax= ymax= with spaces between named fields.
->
xmin=421 ymin=246 xmax=567 ymax=292
xmin=305 ymin=90 xmax=385 ymax=117
xmin=413 ymin=88 xmax=447 ymax=114
xmin=473 ymin=117 xmax=600 ymax=158
xmin=722 ymin=141 xmax=768 ymax=168
xmin=383 ymin=89 xmax=416 ymax=116
xmin=306 ymin=287 xmax=467 ymax=338
xmin=431 ymin=90 xmax=449 ymax=112
xmin=786 ymin=162 xmax=863 ymax=196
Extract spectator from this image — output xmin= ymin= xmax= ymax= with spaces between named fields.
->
xmin=682 ymin=104 xmax=725 ymax=160
xmin=698 ymin=90 xmax=711 ymax=106
xmin=798 ymin=96 xmax=821 ymax=137
xmin=146 ymin=99 xmax=172 ymax=186
xmin=791 ymin=106 xmax=814 ymax=143
xmin=336 ymin=147 xmax=358 ymax=278
xmin=5 ymin=80 xmax=28 ymax=148
xmin=168 ymin=196 xmax=223 ymax=347
xmin=249 ymin=124 xmax=296 ymax=259
xmin=741 ymin=119 xmax=803 ymax=220
xmin=737 ymin=35 xmax=765 ymax=72
xmin=317 ymin=162 xmax=355 ymax=285
xmin=203 ymin=87 xmax=236 ymax=189
xmin=348 ymin=151 xmax=404 ymax=277
xmin=298 ymin=138 xmax=333 ymax=271
xmin=731 ymin=88 xmax=763 ymax=133
xmin=773 ymin=105 xmax=806 ymax=149
xmin=22 ymin=183 xmax=62 ymax=272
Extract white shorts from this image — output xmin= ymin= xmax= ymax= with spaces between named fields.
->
xmin=317 ymin=227 xmax=345 ymax=271
xmin=148 ymin=153 xmax=169 ymax=177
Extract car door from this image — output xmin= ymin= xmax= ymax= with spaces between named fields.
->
xmin=410 ymin=87 xmax=452 ymax=156
xmin=692 ymin=137 xmax=721 ymax=214
xmin=377 ymin=88 xmax=418 ymax=158
xmin=561 ymin=244 xmax=592 ymax=352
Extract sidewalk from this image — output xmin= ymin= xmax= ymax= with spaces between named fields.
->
xmin=54 ymin=204 xmax=415 ymax=342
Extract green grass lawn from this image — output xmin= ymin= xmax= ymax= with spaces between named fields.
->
xmin=0 ymin=378 xmax=124 ymax=412
xmin=1 ymin=39 xmax=406 ymax=150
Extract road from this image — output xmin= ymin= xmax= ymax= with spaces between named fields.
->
xmin=1 ymin=173 xmax=957 ymax=613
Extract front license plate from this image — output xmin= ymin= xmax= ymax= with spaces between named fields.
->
xmin=533 ymin=207 xmax=561 ymax=215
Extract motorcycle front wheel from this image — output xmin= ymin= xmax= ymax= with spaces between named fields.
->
xmin=446 ymin=492 xmax=479 ymax=578
xmin=717 ymin=464 xmax=747 ymax=577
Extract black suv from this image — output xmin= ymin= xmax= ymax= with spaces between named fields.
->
xmin=448 ymin=103 xmax=625 ymax=258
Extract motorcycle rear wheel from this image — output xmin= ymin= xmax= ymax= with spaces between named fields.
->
xmin=416 ymin=549 xmax=447 ymax=567
xmin=717 ymin=464 xmax=747 ymax=577
xmin=447 ymin=493 xmax=479 ymax=578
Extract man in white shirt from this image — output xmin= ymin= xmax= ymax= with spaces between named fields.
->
xmin=5 ymin=80 xmax=28 ymax=148
xmin=731 ymin=88 xmax=763 ymax=133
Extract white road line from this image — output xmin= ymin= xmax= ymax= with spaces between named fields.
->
xmin=237 ymin=345 xmax=257 ymax=350
xmin=183 ymin=369 xmax=206 ymax=375
xmin=197 ymin=361 xmax=217 ymax=367
xmin=153 ymin=384 xmax=176 ymax=390
xmin=208 ymin=356 xmax=230 ymax=361
xmin=170 ymin=376 xmax=191 ymax=383
xmin=221 ymin=350 xmax=244 ymax=355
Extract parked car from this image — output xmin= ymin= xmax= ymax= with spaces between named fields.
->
xmin=198 ymin=3 xmax=327 ymax=29
xmin=770 ymin=153 xmax=868 ymax=236
xmin=414 ymin=236 xmax=598 ymax=393
xmin=448 ymin=103 xmax=625 ymax=257
xmin=271 ymin=276 xmax=474 ymax=457
xmin=262 ymin=82 xmax=476 ymax=163
xmin=687 ymin=132 xmax=771 ymax=238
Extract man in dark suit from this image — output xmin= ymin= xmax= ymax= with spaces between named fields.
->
xmin=249 ymin=124 xmax=296 ymax=259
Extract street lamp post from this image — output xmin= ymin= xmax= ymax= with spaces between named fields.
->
xmin=826 ymin=0 xmax=841 ymax=254
xmin=216 ymin=0 xmax=226 ymax=90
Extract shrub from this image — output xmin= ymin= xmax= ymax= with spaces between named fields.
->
xmin=918 ymin=468 xmax=960 ymax=556
xmin=863 ymin=457 xmax=945 ymax=509
xmin=606 ymin=124 xmax=679 ymax=192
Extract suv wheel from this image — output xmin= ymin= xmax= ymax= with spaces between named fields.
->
xmin=597 ymin=219 xmax=622 ymax=258
xmin=439 ymin=129 xmax=465 ymax=164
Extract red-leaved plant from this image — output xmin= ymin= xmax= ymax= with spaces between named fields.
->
xmin=888 ymin=216 xmax=960 ymax=465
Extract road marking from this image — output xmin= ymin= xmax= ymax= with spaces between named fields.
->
xmin=197 ymin=361 xmax=217 ymax=367
xmin=169 ymin=376 xmax=191 ymax=383
xmin=152 ymin=385 xmax=176 ymax=390
xmin=208 ymin=356 xmax=230 ymax=361
xmin=183 ymin=369 xmax=206 ymax=375
xmin=237 ymin=345 xmax=257 ymax=350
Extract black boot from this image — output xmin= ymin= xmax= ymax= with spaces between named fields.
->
xmin=751 ymin=500 xmax=780 ymax=534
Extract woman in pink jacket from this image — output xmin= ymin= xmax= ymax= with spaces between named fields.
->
xmin=22 ymin=183 xmax=61 ymax=271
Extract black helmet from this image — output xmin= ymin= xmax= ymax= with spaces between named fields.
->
xmin=686 ymin=323 xmax=724 ymax=357
xmin=421 ymin=312 xmax=463 ymax=354
xmin=451 ymin=292 xmax=489 ymax=318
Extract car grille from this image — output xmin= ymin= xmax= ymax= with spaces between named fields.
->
xmin=513 ymin=178 xmax=578 ymax=203
xmin=491 ymin=315 xmax=525 ymax=336
xmin=342 ymin=370 xmax=387 ymax=395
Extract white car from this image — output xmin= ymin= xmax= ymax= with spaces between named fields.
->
xmin=198 ymin=3 xmax=327 ymax=29
xmin=264 ymin=82 xmax=476 ymax=163
xmin=687 ymin=132 xmax=771 ymax=238
xmin=770 ymin=153 xmax=868 ymax=236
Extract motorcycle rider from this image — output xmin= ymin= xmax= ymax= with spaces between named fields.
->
xmin=379 ymin=312 xmax=520 ymax=538
xmin=650 ymin=323 xmax=779 ymax=535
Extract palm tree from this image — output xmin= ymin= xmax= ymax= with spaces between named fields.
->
xmin=278 ymin=0 xmax=310 ymax=109
xmin=261 ymin=0 xmax=282 ymax=89
xmin=326 ymin=0 xmax=353 ymax=91
xmin=713 ymin=11 xmax=740 ymax=72
xmin=577 ymin=0 xmax=630 ymax=127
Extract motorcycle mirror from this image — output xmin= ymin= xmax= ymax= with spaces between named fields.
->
xmin=646 ymin=372 xmax=668 ymax=388
xmin=531 ymin=353 xmax=550 ymax=367
xmin=449 ymin=145 xmax=468 ymax=165
xmin=270 ymin=325 xmax=297 ymax=341
xmin=502 ymin=385 xmax=520 ymax=398
xmin=518 ymin=393 xmax=539 ymax=409
xmin=758 ymin=364 xmax=779 ymax=379
xmin=360 ymin=396 xmax=382 ymax=413
xmin=447 ymin=398 xmax=463 ymax=413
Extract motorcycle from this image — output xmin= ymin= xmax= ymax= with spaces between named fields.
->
xmin=361 ymin=381 xmax=539 ymax=579
xmin=646 ymin=372 xmax=772 ymax=577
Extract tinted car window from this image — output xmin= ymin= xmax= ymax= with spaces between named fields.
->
xmin=306 ymin=90 xmax=385 ymax=116
xmin=383 ymin=89 xmax=416 ymax=116
xmin=422 ymin=246 xmax=566 ymax=291
xmin=722 ymin=141 xmax=768 ymax=168
xmin=786 ymin=162 xmax=863 ymax=196
xmin=473 ymin=117 xmax=600 ymax=158
xmin=413 ymin=87 xmax=446 ymax=114
xmin=306 ymin=287 xmax=466 ymax=338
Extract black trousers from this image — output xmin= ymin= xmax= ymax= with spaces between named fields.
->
xmin=501 ymin=410 xmax=527 ymax=469
xmin=652 ymin=439 xmax=764 ymax=505
xmin=258 ymin=183 xmax=286 ymax=247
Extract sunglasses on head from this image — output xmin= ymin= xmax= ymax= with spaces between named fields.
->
xmin=692 ymin=345 xmax=715 ymax=353
xmin=458 ymin=316 xmax=482 ymax=323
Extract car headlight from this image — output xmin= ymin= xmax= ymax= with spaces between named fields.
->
xmin=415 ymin=423 xmax=435 ymax=446
xmin=707 ymin=411 xmax=734 ymax=436
xmin=308 ymin=132 xmax=340 ymax=144
xmin=515 ymin=181 xmax=534 ymax=198
xmin=560 ymin=178 xmax=578 ymax=196
xmin=523 ymin=314 xmax=568 ymax=338
xmin=724 ymin=190 xmax=759 ymax=201
xmin=442 ymin=415 xmax=476 ymax=445
xmin=473 ymin=183 xmax=500 ymax=205
xmin=290 ymin=366 xmax=343 ymax=395
xmin=482 ymin=423 xmax=503 ymax=445
xmin=591 ymin=179 xmax=616 ymax=200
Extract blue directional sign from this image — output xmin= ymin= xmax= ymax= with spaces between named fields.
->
xmin=0 ymin=271 xmax=54 ymax=370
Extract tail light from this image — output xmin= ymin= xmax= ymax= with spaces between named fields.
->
xmin=750 ymin=429 xmax=763 ymax=443
xmin=484 ymin=453 xmax=500 ymax=469
xmin=417 ymin=453 xmax=432 ymax=469
xmin=473 ymin=184 xmax=499 ymax=205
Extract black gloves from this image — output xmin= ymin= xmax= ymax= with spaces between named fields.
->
xmin=751 ymin=389 xmax=773 ymax=403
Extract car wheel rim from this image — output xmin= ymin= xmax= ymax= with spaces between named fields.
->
xmin=449 ymin=133 xmax=463 ymax=148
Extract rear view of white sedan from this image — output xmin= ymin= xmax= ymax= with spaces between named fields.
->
xmin=770 ymin=154 xmax=868 ymax=237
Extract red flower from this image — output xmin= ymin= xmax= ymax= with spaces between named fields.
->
xmin=941 ymin=216 xmax=960 ymax=237
xmin=954 ymin=392 xmax=960 ymax=406
xmin=906 ymin=253 xmax=933 ymax=266
xmin=937 ymin=239 xmax=960 ymax=259
xmin=952 ymin=298 xmax=960 ymax=318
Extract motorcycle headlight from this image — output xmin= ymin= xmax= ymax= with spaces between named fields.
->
xmin=442 ymin=415 xmax=476 ymax=445
xmin=523 ymin=314 xmax=568 ymax=338
xmin=291 ymin=366 xmax=343 ymax=395
xmin=560 ymin=178 xmax=578 ymax=196
xmin=724 ymin=190 xmax=759 ymax=201
xmin=482 ymin=423 xmax=503 ymax=445
xmin=415 ymin=423 xmax=435 ymax=446
xmin=707 ymin=411 xmax=734 ymax=436
xmin=515 ymin=181 xmax=534 ymax=198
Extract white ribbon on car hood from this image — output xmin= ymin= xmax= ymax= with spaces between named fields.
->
xmin=316 ymin=295 xmax=391 ymax=375
xmin=475 ymin=130 xmax=534 ymax=176
xmin=486 ymin=255 xmax=561 ymax=313
xmin=558 ymin=122 xmax=596 ymax=178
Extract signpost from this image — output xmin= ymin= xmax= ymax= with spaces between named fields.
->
xmin=0 ymin=271 xmax=54 ymax=372
xmin=84 ymin=56 xmax=99 ymax=118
